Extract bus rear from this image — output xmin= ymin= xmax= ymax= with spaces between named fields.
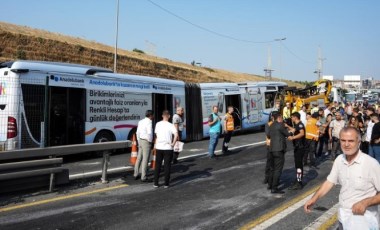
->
xmin=0 ymin=63 xmax=21 ymax=151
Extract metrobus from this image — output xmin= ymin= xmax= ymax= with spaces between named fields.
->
xmin=182 ymin=81 xmax=287 ymax=140
xmin=0 ymin=61 xmax=185 ymax=150
xmin=0 ymin=61 xmax=288 ymax=150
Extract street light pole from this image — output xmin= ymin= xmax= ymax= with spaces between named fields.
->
xmin=274 ymin=38 xmax=286 ymax=81
xmin=114 ymin=0 xmax=119 ymax=73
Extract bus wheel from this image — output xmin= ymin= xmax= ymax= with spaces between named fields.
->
xmin=93 ymin=131 xmax=114 ymax=157
xmin=94 ymin=131 xmax=114 ymax=143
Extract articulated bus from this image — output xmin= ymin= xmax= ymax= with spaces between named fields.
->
xmin=0 ymin=61 xmax=185 ymax=150
xmin=183 ymin=81 xmax=287 ymax=141
xmin=0 ymin=61 xmax=287 ymax=150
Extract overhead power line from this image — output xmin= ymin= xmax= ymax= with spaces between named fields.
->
xmin=279 ymin=42 xmax=313 ymax=64
xmin=146 ymin=0 xmax=273 ymax=44
xmin=146 ymin=0 xmax=314 ymax=63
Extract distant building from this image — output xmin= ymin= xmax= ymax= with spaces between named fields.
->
xmin=343 ymin=75 xmax=361 ymax=90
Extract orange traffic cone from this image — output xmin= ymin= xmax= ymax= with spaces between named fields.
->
xmin=129 ymin=134 xmax=138 ymax=165
xmin=150 ymin=140 xmax=156 ymax=170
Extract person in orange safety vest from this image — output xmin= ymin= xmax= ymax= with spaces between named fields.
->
xmin=304 ymin=112 xmax=320 ymax=168
xmin=222 ymin=106 xmax=235 ymax=154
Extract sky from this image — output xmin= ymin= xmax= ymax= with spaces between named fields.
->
xmin=1 ymin=0 xmax=379 ymax=81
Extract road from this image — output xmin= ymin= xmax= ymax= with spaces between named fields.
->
xmin=0 ymin=131 xmax=340 ymax=230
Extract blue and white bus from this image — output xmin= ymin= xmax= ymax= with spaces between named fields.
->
xmin=0 ymin=61 xmax=185 ymax=150
xmin=0 ymin=60 xmax=288 ymax=150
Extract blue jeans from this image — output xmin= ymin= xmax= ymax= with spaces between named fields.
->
xmin=370 ymin=145 xmax=380 ymax=163
xmin=208 ymin=132 xmax=220 ymax=157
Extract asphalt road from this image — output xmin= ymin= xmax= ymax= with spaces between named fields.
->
xmin=0 ymin=131 xmax=340 ymax=230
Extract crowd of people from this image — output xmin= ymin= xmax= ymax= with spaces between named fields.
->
xmin=133 ymin=105 xmax=236 ymax=188
xmin=264 ymin=99 xmax=380 ymax=228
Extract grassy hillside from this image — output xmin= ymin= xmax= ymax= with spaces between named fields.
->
xmin=0 ymin=21 xmax=302 ymax=86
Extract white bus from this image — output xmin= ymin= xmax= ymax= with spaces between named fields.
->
xmin=0 ymin=60 xmax=289 ymax=150
xmin=183 ymin=81 xmax=287 ymax=140
xmin=0 ymin=61 xmax=185 ymax=150
xmin=238 ymin=82 xmax=287 ymax=128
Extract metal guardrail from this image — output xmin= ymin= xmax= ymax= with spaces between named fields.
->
xmin=0 ymin=141 xmax=131 ymax=160
xmin=0 ymin=140 xmax=132 ymax=193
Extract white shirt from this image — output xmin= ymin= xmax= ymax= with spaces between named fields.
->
xmin=172 ymin=114 xmax=184 ymax=131
xmin=155 ymin=121 xmax=178 ymax=150
xmin=327 ymin=151 xmax=380 ymax=224
xmin=299 ymin=110 xmax=307 ymax=127
xmin=329 ymin=119 xmax=346 ymax=138
xmin=324 ymin=108 xmax=331 ymax=118
xmin=366 ymin=120 xmax=374 ymax=142
xmin=136 ymin=117 xmax=153 ymax=143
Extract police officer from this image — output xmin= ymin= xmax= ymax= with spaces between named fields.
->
xmin=288 ymin=112 xmax=306 ymax=190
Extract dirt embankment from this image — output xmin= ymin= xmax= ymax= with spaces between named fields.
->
xmin=0 ymin=21 xmax=301 ymax=86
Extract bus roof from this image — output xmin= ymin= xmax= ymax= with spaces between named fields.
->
xmin=4 ymin=60 xmax=112 ymax=75
xmin=97 ymin=72 xmax=185 ymax=86
xmin=199 ymin=82 xmax=239 ymax=89
xmin=238 ymin=81 xmax=287 ymax=87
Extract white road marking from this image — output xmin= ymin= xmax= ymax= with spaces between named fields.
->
xmin=69 ymin=141 xmax=266 ymax=180
xmin=303 ymin=203 xmax=339 ymax=230
xmin=252 ymin=193 xmax=314 ymax=229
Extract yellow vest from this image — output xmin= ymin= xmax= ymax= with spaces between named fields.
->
xmin=306 ymin=118 xmax=319 ymax=141
xmin=283 ymin=107 xmax=290 ymax=119
xmin=225 ymin=113 xmax=234 ymax=131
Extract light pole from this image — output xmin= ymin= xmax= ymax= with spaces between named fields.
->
xmin=274 ymin=38 xmax=286 ymax=81
xmin=114 ymin=0 xmax=119 ymax=73
xmin=264 ymin=45 xmax=274 ymax=80
xmin=314 ymin=46 xmax=326 ymax=80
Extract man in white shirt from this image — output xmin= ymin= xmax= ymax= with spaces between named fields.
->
xmin=299 ymin=105 xmax=307 ymax=126
xmin=324 ymin=103 xmax=332 ymax=118
xmin=329 ymin=112 xmax=346 ymax=160
xmin=134 ymin=110 xmax=154 ymax=182
xmin=172 ymin=107 xmax=184 ymax=164
xmin=153 ymin=110 xmax=178 ymax=188
xmin=304 ymin=127 xmax=380 ymax=229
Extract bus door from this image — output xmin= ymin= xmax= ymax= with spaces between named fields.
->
xmin=225 ymin=94 xmax=242 ymax=130
xmin=49 ymin=87 xmax=85 ymax=146
xmin=152 ymin=93 xmax=173 ymax=125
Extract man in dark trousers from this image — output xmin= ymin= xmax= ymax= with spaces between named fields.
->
xmin=288 ymin=112 xmax=306 ymax=190
xmin=267 ymin=112 xmax=291 ymax=194
xmin=222 ymin=106 xmax=235 ymax=154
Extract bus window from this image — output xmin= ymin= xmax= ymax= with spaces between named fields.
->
xmin=21 ymin=84 xmax=45 ymax=148
xmin=264 ymin=92 xmax=276 ymax=109
xmin=49 ymin=87 xmax=85 ymax=146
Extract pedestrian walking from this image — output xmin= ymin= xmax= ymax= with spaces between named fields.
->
xmin=267 ymin=112 xmax=291 ymax=194
xmin=134 ymin=110 xmax=154 ymax=182
xmin=222 ymin=106 xmax=235 ymax=154
xmin=329 ymin=112 xmax=346 ymax=160
xmin=208 ymin=105 xmax=221 ymax=158
xmin=304 ymin=127 xmax=380 ymax=229
xmin=287 ymin=112 xmax=306 ymax=190
xmin=172 ymin=106 xmax=184 ymax=164
xmin=153 ymin=110 xmax=178 ymax=188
